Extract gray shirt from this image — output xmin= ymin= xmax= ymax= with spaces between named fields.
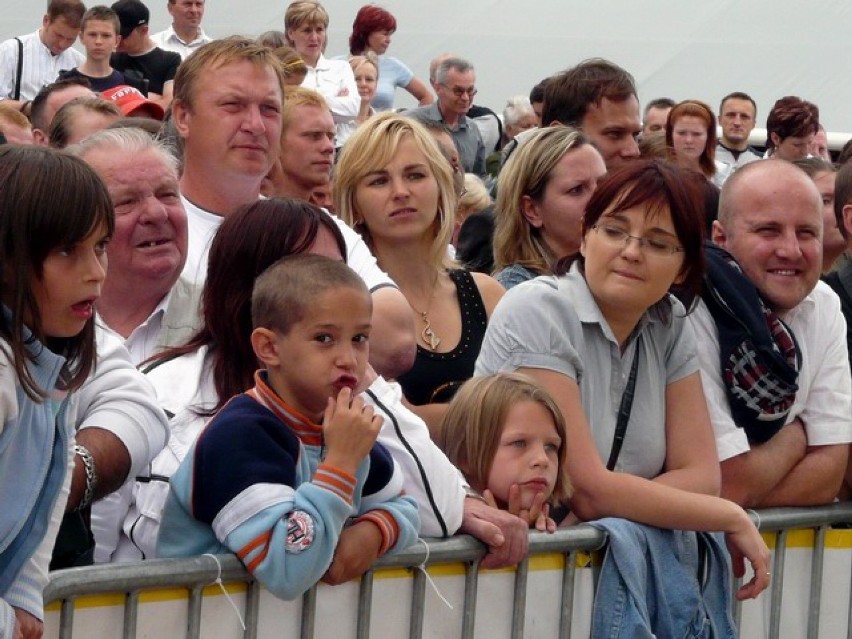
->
xmin=406 ymin=102 xmax=486 ymax=176
xmin=475 ymin=268 xmax=698 ymax=478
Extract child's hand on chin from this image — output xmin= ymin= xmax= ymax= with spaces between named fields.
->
xmin=483 ymin=486 xmax=557 ymax=533
xmin=322 ymin=387 xmax=383 ymax=476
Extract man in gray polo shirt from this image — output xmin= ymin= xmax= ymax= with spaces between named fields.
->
xmin=407 ymin=55 xmax=485 ymax=177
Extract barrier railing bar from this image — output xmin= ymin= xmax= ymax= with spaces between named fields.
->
xmin=408 ymin=566 xmax=426 ymax=639
xmin=122 ymin=591 xmax=138 ymax=639
xmin=186 ymin=585 xmax=203 ymax=639
xmin=355 ymin=570 xmax=373 ymax=639
xmin=807 ymin=525 xmax=826 ymax=639
xmin=769 ymin=530 xmax=788 ymax=639
xmin=58 ymin=597 xmax=74 ymax=639
xmin=41 ymin=504 xmax=852 ymax=639
xmin=558 ymin=551 xmax=575 ymax=639
xmin=511 ymin=556 xmax=528 ymax=639
xmin=847 ymin=561 xmax=852 ymax=639
xmin=299 ymin=585 xmax=316 ymax=639
xmin=461 ymin=560 xmax=479 ymax=639
xmin=243 ymin=579 xmax=259 ymax=639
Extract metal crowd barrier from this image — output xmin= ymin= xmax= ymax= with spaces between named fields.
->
xmin=43 ymin=502 xmax=852 ymax=639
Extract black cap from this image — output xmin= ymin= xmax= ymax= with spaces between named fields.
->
xmin=112 ymin=0 xmax=150 ymax=39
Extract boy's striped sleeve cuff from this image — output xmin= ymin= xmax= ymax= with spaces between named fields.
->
xmin=313 ymin=463 xmax=357 ymax=505
xmin=357 ymin=509 xmax=400 ymax=557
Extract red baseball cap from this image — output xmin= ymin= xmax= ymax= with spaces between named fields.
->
xmin=101 ymin=85 xmax=165 ymax=121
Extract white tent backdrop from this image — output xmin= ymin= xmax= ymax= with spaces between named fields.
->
xmin=4 ymin=0 xmax=851 ymax=132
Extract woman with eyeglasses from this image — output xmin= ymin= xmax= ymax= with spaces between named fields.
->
xmin=477 ymin=160 xmax=771 ymax=614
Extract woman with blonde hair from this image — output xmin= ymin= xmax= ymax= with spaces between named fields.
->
xmin=335 ymin=112 xmax=505 ymax=431
xmin=493 ymin=125 xmax=606 ymax=289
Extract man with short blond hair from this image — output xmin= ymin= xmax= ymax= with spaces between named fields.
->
xmin=262 ymin=87 xmax=335 ymax=204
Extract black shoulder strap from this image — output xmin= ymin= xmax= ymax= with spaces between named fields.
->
xmin=13 ymin=37 xmax=23 ymax=102
xmin=606 ymin=347 xmax=640 ymax=471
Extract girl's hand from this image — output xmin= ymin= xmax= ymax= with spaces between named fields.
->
xmin=337 ymin=86 xmax=350 ymax=97
xmin=724 ymin=512 xmax=771 ymax=600
xmin=484 ymin=486 xmax=556 ymax=533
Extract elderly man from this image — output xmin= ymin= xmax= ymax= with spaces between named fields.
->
xmin=0 ymin=0 xmax=85 ymax=113
xmin=151 ymin=0 xmax=211 ymax=60
xmin=690 ymin=160 xmax=851 ymax=508
xmin=71 ymin=127 xmax=201 ymax=362
xmin=408 ymin=55 xmax=485 ymax=176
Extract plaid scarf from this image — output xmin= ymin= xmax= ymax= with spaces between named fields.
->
xmin=701 ymin=244 xmax=801 ymax=443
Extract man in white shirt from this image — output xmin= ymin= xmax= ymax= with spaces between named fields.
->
xmin=151 ymin=0 xmax=211 ymax=60
xmin=690 ymin=160 xmax=851 ymax=508
xmin=0 ymin=0 xmax=86 ymax=111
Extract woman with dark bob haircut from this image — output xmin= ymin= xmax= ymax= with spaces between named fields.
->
xmin=347 ymin=4 xmax=432 ymax=110
xmin=477 ymin=160 xmax=771 ymax=605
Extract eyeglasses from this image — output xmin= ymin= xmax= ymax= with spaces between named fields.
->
xmin=591 ymin=224 xmax=684 ymax=256
xmin=444 ymin=85 xmax=477 ymax=98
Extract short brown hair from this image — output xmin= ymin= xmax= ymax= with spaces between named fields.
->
xmin=252 ymin=253 xmax=368 ymax=335
xmin=542 ymin=58 xmax=636 ymax=127
xmin=765 ymin=96 xmax=819 ymax=149
xmin=47 ymin=0 xmax=86 ymax=27
xmin=172 ymin=37 xmax=286 ymax=111
xmin=48 ymin=96 xmax=121 ymax=148
xmin=81 ymin=5 xmax=120 ymax=33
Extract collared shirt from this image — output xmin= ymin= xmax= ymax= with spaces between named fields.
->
xmin=690 ymin=280 xmax=852 ymax=461
xmin=300 ymin=54 xmax=359 ymax=147
xmin=475 ymin=267 xmax=697 ymax=478
xmin=150 ymin=25 xmax=212 ymax=61
xmin=407 ymin=101 xmax=486 ymax=176
xmin=123 ymin=291 xmax=170 ymax=364
xmin=0 ymin=30 xmax=84 ymax=101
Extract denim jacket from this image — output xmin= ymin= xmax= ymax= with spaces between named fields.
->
xmin=589 ymin=518 xmax=737 ymax=639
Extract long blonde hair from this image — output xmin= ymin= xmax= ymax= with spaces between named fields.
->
xmin=334 ymin=112 xmax=457 ymax=270
xmin=438 ymin=372 xmax=572 ymax=504
xmin=494 ymin=125 xmax=590 ymax=274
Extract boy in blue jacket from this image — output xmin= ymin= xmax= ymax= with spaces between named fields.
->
xmin=157 ymin=254 xmax=419 ymax=599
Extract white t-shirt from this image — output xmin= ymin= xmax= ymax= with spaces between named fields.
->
xmin=179 ymin=194 xmax=394 ymax=291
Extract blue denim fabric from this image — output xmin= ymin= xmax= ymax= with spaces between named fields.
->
xmin=589 ymin=518 xmax=737 ymax=639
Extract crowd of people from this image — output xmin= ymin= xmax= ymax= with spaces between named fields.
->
xmin=1 ymin=0 xmax=851 ymax=637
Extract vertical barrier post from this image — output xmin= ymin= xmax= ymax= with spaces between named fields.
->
xmin=559 ymin=552 xmax=576 ymax=639
xmin=806 ymin=526 xmax=826 ymax=639
xmin=511 ymin=557 xmax=528 ymax=639
xmin=355 ymin=570 xmax=374 ymax=639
